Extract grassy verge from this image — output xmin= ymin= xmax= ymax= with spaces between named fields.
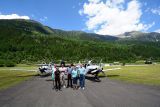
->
xmin=0 ymin=65 xmax=37 ymax=90
xmin=102 ymin=64 xmax=160 ymax=86
xmin=0 ymin=64 xmax=37 ymax=71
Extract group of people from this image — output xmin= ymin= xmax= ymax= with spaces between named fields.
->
xmin=50 ymin=64 xmax=87 ymax=91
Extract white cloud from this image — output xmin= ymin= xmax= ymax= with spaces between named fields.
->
xmin=155 ymin=29 xmax=160 ymax=33
xmin=143 ymin=22 xmax=155 ymax=31
xmin=0 ymin=14 xmax=30 ymax=19
xmin=151 ymin=7 xmax=160 ymax=15
xmin=79 ymin=0 xmax=154 ymax=35
xmin=88 ymin=0 xmax=101 ymax=3
xmin=40 ymin=16 xmax=48 ymax=22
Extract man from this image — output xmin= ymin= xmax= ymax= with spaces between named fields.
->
xmin=54 ymin=67 xmax=61 ymax=91
xmin=59 ymin=64 xmax=67 ymax=88
xmin=67 ymin=64 xmax=73 ymax=88
xmin=78 ymin=64 xmax=87 ymax=90
xmin=60 ymin=60 xmax=65 ymax=67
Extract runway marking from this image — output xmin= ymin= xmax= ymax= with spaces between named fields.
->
xmin=104 ymin=68 xmax=121 ymax=72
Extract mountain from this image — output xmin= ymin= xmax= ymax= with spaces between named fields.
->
xmin=0 ymin=19 xmax=160 ymax=64
xmin=118 ymin=31 xmax=160 ymax=42
xmin=1 ymin=19 xmax=160 ymax=42
xmin=45 ymin=27 xmax=119 ymax=41
xmin=0 ymin=19 xmax=51 ymax=34
xmin=0 ymin=19 xmax=118 ymax=42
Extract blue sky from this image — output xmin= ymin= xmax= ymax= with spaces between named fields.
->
xmin=0 ymin=0 xmax=160 ymax=35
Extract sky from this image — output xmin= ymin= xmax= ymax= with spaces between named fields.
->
xmin=0 ymin=0 xmax=160 ymax=36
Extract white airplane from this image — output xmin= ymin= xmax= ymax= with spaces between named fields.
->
xmin=85 ymin=60 xmax=106 ymax=81
xmin=38 ymin=64 xmax=53 ymax=75
xmin=38 ymin=60 xmax=106 ymax=80
xmin=38 ymin=62 xmax=69 ymax=75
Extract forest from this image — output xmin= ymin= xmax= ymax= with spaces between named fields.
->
xmin=0 ymin=19 xmax=160 ymax=66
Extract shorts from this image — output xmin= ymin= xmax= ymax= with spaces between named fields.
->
xmin=73 ymin=77 xmax=77 ymax=84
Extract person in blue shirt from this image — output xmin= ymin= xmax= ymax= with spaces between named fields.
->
xmin=78 ymin=64 xmax=87 ymax=90
xmin=72 ymin=65 xmax=78 ymax=90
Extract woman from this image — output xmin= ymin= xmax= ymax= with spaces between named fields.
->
xmin=51 ymin=64 xmax=56 ymax=89
xmin=72 ymin=66 xmax=78 ymax=90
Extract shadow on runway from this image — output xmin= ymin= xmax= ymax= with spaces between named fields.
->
xmin=45 ymin=79 xmax=53 ymax=81
xmin=106 ymin=75 xmax=119 ymax=77
xmin=85 ymin=74 xmax=119 ymax=82
xmin=44 ymin=75 xmax=120 ymax=82
xmin=85 ymin=75 xmax=105 ymax=82
xmin=38 ymin=73 xmax=51 ymax=78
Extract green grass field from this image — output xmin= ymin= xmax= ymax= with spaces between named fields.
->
xmin=0 ymin=64 xmax=37 ymax=90
xmin=103 ymin=64 xmax=160 ymax=86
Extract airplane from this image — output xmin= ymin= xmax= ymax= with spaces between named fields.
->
xmin=38 ymin=60 xmax=106 ymax=81
xmin=84 ymin=60 xmax=106 ymax=82
xmin=38 ymin=60 xmax=70 ymax=75
xmin=38 ymin=64 xmax=52 ymax=75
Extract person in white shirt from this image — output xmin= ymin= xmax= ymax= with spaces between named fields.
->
xmin=59 ymin=64 xmax=67 ymax=88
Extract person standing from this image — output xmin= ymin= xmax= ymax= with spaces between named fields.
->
xmin=60 ymin=59 xmax=65 ymax=67
xmin=78 ymin=64 xmax=87 ymax=90
xmin=67 ymin=64 xmax=73 ymax=88
xmin=59 ymin=64 xmax=67 ymax=88
xmin=54 ymin=67 xmax=61 ymax=91
xmin=51 ymin=64 xmax=57 ymax=89
xmin=72 ymin=66 xmax=78 ymax=90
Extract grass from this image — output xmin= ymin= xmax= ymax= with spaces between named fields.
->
xmin=0 ymin=64 xmax=37 ymax=71
xmin=0 ymin=64 xmax=37 ymax=90
xmin=102 ymin=64 xmax=160 ymax=86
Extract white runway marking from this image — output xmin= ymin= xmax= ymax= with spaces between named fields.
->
xmin=104 ymin=68 xmax=121 ymax=72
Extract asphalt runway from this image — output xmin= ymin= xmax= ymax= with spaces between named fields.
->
xmin=0 ymin=76 xmax=160 ymax=107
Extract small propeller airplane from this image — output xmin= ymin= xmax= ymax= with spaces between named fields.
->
xmin=38 ymin=59 xmax=106 ymax=81
xmin=84 ymin=59 xmax=106 ymax=81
